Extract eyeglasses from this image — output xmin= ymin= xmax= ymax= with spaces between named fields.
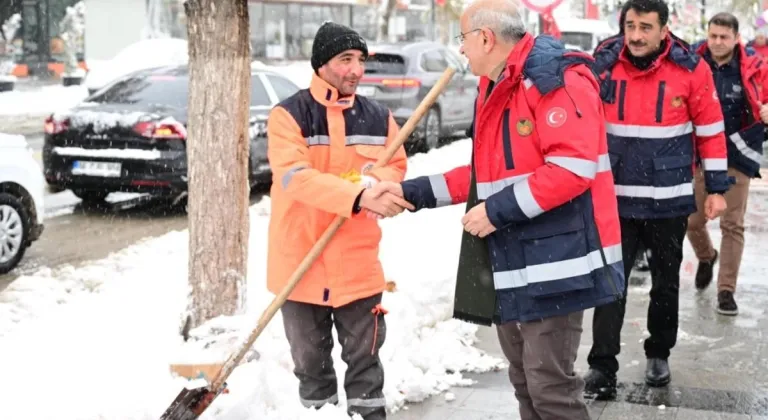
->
xmin=456 ymin=28 xmax=482 ymax=45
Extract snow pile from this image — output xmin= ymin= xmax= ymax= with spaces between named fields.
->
xmin=0 ymin=139 xmax=505 ymax=420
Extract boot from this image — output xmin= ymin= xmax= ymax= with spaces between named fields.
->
xmin=695 ymin=250 xmax=718 ymax=290
xmin=583 ymin=368 xmax=617 ymax=400
xmin=645 ymin=358 xmax=670 ymax=387
xmin=716 ymin=290 xmax=738 ymax=316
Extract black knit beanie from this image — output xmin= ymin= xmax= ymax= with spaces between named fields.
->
xmin=311 ymin=21 xmax=368 ymax=72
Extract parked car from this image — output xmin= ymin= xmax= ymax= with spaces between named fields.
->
xmin=43 ymin=65 xmax=300 ymax=204
xmin=356 ymin=41 xmax=478 ymax=152
xmin=0 ymin=133 xmax=45 ymax=274
xmin=558 ymin=18 xmax=616 ymax=54
xmin=84 ymin=38 xmax=189 ymax=96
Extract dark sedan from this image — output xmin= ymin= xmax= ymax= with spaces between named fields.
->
xmin=42 ymin=65 xmax=300 ymax=204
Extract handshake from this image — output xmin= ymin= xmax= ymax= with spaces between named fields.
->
xmin=359 ymin=181 xmax=415 ymax=219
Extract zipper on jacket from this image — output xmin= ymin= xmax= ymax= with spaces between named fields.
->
xmin=501 ymin=109 xmax=515 ymax=170
xmin=618 ymin=80 xmax=627 ymax=121
xmin=655 ymin=81 xmax=666 ymax=123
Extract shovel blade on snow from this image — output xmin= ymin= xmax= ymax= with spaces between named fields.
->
xmin=159 ymin=386 xmax=218 ymax=420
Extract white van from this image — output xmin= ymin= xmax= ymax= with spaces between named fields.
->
xmin=557 ymin=18 xmax=617 ymax=55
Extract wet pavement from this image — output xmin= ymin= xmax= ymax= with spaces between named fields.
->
xmin=391 ymin=190 xmax=768 ymax=419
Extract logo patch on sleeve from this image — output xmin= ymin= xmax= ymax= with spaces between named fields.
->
xmin=545 ymin=107 xmax=567 ymax=128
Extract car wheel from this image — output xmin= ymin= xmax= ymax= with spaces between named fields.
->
xmin=418 ymin=107 xmax=441 ymax=153
xmin=0 ymin=192 xmax=31 ymax=275
xmin=72 ymin=189 xmax=109 ymax=204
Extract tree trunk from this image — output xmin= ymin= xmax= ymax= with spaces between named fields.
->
xmin=379 ymin=0 xmax=398 ymax=42
xmin=183 ymin=0 xmax=250 ymax=337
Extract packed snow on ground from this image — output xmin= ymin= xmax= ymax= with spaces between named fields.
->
xmin=0 ymin=84 xmax=88 ymax=117
xmin=0 ymin=139 xmax=506 ymax=420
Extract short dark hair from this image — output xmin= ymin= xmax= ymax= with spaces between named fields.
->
xmin=709 ymin=12 xmax=739 ymax=33
xmin=622 ymin=0 xmax=669 ymax=27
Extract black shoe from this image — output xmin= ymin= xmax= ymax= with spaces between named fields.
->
xmin=695 ymin=250 xmax=718 ymax=290
xmin=583 ymin=368 xmax=617 ymax=400
xmin=716 ymin=290 xmax=739 ymax=316
xmin=645 ymin=358 xmax=670 ymax=387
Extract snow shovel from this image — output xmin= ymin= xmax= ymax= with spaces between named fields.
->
xmin=159 ymin=65 xmax=457 ymax=420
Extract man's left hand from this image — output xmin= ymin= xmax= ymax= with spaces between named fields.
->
xmin=461 ymin=202 xmax=497 ymax=238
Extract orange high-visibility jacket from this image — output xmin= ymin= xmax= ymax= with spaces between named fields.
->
xmin=266 ymin=74 xmax=408 ymax=307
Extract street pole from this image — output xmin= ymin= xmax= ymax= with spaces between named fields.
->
xmin=430 ymin=0 xmax=437 ymax=41
xmin=701 ymin=0 xmax=706 ymax=33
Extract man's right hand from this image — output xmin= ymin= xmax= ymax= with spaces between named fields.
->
xmin=359 ymin=182 xmax=414 ymax=218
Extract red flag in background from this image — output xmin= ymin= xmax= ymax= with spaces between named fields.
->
xmin=541 ymin=7 xmax=561 ymax=38
xmin=585 ymin=0 xmax=599 ymax=19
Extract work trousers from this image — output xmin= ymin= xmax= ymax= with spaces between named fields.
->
xmin=588 ymin=216 xmax=688 ymax=375
xmin=497 ymin=311 xmax=590 ymax=420
xmin=281 ymin=293 xmax=387 ymax=420
xmin=687 ymin=167 xmax=751 ymax=293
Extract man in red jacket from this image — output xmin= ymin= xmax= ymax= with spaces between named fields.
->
xmin=586 ymin=0 xmax=728 ymax=399
xmin=688 ymin=13 xmax=768 ymax=315
xmin=375 ymin=0 xmax=625 ymax=417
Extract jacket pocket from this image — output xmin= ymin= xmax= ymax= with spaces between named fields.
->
xmin=517 ymin=212 xmax=595 ymax=298
xmin=652 ymin=154 xmax=693 ymax=187
xmin=353 ymin=145 xmax=385 ymax=174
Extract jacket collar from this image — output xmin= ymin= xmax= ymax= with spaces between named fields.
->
xmin=618 ymin=34 xmax=672 ymax=74
xmin=499 ymin=32 xmax=535 ymax=83
xmin=309 ymin=73 xmax=355 ymax=109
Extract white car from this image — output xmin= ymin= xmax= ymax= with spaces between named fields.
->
xmin=0 ymin=133 xmax=45 ymax=274
xmin=84 ymin=38 xmax=189 ymax=95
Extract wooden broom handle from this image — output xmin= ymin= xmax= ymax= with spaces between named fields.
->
xmin=210 ymin=66 xmax=457 ymax=392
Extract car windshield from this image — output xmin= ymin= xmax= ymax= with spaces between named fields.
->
xmin=88 ymin=71 xmax=272 ymax=108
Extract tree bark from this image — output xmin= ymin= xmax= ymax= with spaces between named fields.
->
xmin=379 ymin=0 xmax=398 ymax=42
xmin=183 ymin=0 xmax=250 ymax=336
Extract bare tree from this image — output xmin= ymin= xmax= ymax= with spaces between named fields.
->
xmin=379 ymin=0 xmax=399 ymax=42
xmin=182 ymin=0 xmax=251 ymax=336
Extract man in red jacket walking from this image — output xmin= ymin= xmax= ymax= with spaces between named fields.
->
xmin=688 ymin=13 xmax=768 ymax=315
xmin=586 ymin=0 xmax=728 ymax=399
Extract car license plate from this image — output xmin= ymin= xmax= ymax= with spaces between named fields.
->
xmin=71 ymin=160 xmax=122 ymax=178
xmin=356 ymin=86 xmax=376 ymax=96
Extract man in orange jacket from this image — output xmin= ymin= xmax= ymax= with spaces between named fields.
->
xmin=266 ymin=22 xmax=411 ymax=420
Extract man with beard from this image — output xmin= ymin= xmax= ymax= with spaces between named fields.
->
xmin=266 ymin=22 xmax=411 ymax=420
xmin=585 ymin=0 xmax=729 ymax=399
xmin=688 ymin=13 xmax=768 ymax=315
